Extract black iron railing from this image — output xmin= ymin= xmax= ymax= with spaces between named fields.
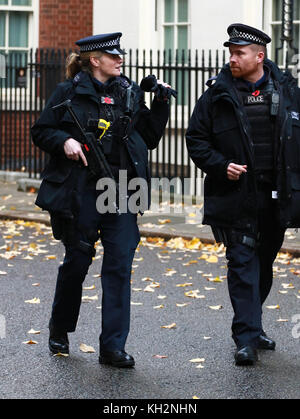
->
xmin=0 ymin=48 xmax=227 ymax=195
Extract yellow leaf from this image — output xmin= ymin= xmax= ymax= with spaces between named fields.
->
xmin=192 ymin=396 xmax=200 ymax=399
xmin=83 ymin=285 xmax=96 ymax=290
xmin=281 ymin=283 xmax=295 ymax=289
xmin=27 ymin=329 xmax=40 ymax=335
xmin=206 ymin=255 xmax=218 ymax=263
xmin=81 ymin=295 xmax=98 ymax=302
xmin=46 ymin=255 xmax=57 ymax=260
xmin=161 ymin=323 xmax=176 ymax=329
xmin=176 ymin=283 xmax=193 ymax=288
xmin=207 ymin=276 xmax=223 ymax=283
xmin=79 ymin=343 xmax=95 ymax=353
xmin=209 ymin=305 xmax=223 ymax=310
xmin=25 ymin=297 xmax=40 ymax=304
xmin=53 ymin=352 xmax=69 ymax=357
xmin=144 ymin=285 xmax=155 ymax=292
xmin=185 ymin=290 xmax=205 ymax=299
xmin=266 ymin=304 xmax=280 ymax=309
xmin=158 ymin=219 xmax=171 ymax=224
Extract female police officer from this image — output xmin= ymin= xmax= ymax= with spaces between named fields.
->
xmin=31 ymin=33 xmax=172 ymax=367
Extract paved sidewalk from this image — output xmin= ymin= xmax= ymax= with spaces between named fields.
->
xmin=1 ymin=178 xmax=300 ymax=255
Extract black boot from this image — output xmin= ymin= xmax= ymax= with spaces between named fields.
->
xmin=234 ymin=346 xmax=258 ymax=366
xmin=99 ymin=350 xmax=135 ymax=367
xmin=49 ymin=322 xmax=69 ymax=354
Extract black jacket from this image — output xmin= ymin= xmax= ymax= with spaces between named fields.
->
xmin=186 ymin=59 xmax=300 ymax=229
xmin=31 ymin=71 xmax=169 ymax=214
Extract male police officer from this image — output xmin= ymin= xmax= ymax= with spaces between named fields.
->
xmin=186 ymin=23 xmax=300 ymax=365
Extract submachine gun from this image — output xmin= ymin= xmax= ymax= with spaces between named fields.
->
xmin=52 ymin=99 xmax=120 ymax=214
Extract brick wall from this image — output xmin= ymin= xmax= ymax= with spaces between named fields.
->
xmin=39 ymin=0 xmax=93 ymax=49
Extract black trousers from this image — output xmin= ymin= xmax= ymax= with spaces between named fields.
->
xmin=49 ymin=186 xmax=140 ymax=352
xmin=224 ymin=191 xmax=285 ymax=348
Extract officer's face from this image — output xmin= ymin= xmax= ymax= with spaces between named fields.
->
xmin=92 ymin=53 xmax=124 ymax=82
xmin=229 ymin=44 xmax=264 ymax=82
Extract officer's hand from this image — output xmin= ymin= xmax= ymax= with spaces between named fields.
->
xmin=64 ymin=138 xmax=88 ymax=167
xmin=227 ymin=163 xmax=247 ymax=181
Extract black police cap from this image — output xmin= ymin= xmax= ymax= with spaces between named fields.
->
xmin=224 ymin=23 xmax=271 ymax=47
xmin=75 ymin=32 xmax=126 ymax=55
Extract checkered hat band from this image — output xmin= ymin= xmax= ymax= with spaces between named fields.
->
xmin=80 ymin=37 xmax=121 ymax=52
xmin=230 ymin=28 xmax=265 ymax=45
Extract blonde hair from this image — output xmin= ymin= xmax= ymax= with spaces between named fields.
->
xmin=65 ymin=51 xmax=104 ymax=79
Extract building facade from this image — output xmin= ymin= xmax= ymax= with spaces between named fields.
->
xmin=0 ymin=0 xmax=299 ymax=60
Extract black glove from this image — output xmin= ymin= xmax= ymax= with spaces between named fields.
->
xmin=140 ymin=75 xmax=177 ymax=100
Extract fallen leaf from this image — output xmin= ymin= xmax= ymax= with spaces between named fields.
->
xmin=161 ymin=323 xmax=176 ymax=329
xmin=25 ymin=297 xmax=40 ymax=304
xmin=158 ymin=219 xmax=171 ymax=224
xmin=277 ymin=318 xmax=289 ymax=322
xmin=53 ymin=352 xmax=69 ymax=357
xmin=144 ymin=285 xmax=155 ymax=292
xmin=23 ymin=339 xmax=38 ymax=345
xmin=209 ymin=305 xmax=223 ymax=310
xmin=83 ymin=285 xmax=96 ymax=290
xmin=131 ymin=302 xmax=143 ymax=306
xmin=189 ymin=358 xmax=205 ymax=363
xmin=153 ymin=354 xmax=168 ymax=359
xmin=176 ymin=283 xmax=193 ymax=288
xmin=203 ymin=336 xmax=211 ymax=340
xmin=185 ymin=290 xmax=205 ymax=299
xmin=157 ymin=295 xmax=167 ymax=300
xmin=79 ymin=343 xmax=95 ymax=353
xmin=206 ymin=255 xmax=218 ymax=263
xmin=266 ymin=304 xmax=280 ymax=309
xmin=281 ymin=283 xmax=295 ymax=289
xmin=176 ymin=303 xmax=190 ymax=307
xmin=27 ymin=329 xmax=40 ymax=335
xmin=81 ymin=295 xmax=98 ymax=302
xmin=207 ymin=276 xmax=223 ymax=283
xmin=153 ymin=304 xmax=164 ymax=309
xmin=0 ymin=271 xmax=7 ymax=275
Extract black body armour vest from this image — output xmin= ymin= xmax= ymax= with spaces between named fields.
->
xmin=235 ymin=78 xmax=278 ymax=186
xmin=91 ymin=79 xmax=135 ymax=181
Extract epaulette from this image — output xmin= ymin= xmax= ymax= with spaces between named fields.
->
xmin=117 ymin=75 xmax=131 ymax=89
xmin=73 ymin=71 xmax=82 ymax=86
xmin=206 ymin=76 xmax=218 ymax=88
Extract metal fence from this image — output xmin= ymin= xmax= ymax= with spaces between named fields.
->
xmin=0 ymin=48 xmax=228 ymax=195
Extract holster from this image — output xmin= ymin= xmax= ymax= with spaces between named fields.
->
xmin=50 ymin=213 xmax=96 ymax=257
xmin=211 ymin=226 xmax=257 ymax=249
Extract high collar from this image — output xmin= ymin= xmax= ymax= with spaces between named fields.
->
xmin=210 ymin=59 xmax=289 ymax=95
xmin=233 ymin=65 xmax=271 ymax=92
